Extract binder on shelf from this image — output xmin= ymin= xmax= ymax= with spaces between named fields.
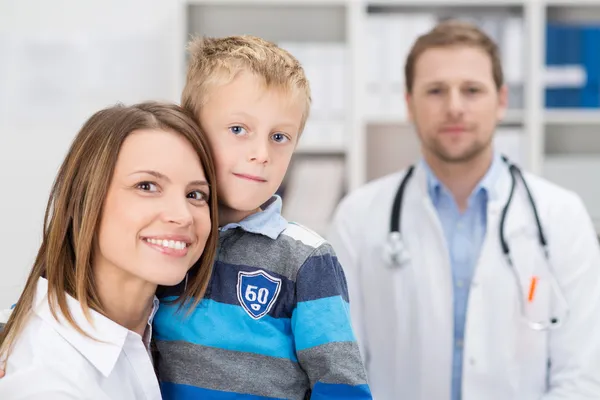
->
xmin=582 ymin=25 xmax=600 ymax=108
xmin=563 ymin=24 xmax=583 ymax=108
xmin=545 ymin=22 xmax=600 ymax=109
xmin=366 ymin=15 xmax=390 ymax=119
xmin=278 ymin=41 xmax=348 ymax=151
xmin=545 ymin=23 xmax=559 ymax=108
xmin=365 ymin=12 xmax=436 ymax=122
xmin=502 ymin=16 xmax=525 ymax=110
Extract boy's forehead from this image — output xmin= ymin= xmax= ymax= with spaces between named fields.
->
xmin=210 ymin=71 xmax=289 ymax=100
xmin=202 ymin=75 xmax=306 ymax=119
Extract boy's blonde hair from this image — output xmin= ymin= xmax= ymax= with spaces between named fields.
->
xmin=405 ymin=20 xmax=504 ymax=93
xmin=182 ymin=35 xmax=311 ymax=134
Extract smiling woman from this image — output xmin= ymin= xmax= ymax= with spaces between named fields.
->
xmin=0 ymin=102 xmax=219 ymax=399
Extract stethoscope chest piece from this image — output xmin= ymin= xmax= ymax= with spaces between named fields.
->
xmin=384 ymin=231 xmax=410 ymax=267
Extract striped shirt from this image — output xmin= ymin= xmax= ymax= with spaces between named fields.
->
xmin=153 ymin=196 xmax=372 ymax=399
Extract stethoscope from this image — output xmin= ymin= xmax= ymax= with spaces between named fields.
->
xmin=383 ymin=156 xmax=570 ymax=331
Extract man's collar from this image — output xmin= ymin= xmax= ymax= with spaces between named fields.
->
xmin=219 ymin=195 xmax=288 ymax=240
xmin=420 ymin=151 xmax=504 ymax=204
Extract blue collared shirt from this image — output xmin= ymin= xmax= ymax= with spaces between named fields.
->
xmin=421 ymin=153 xmax=503 ymax=400
xmin=219 ymin=195 xmax=288 ymax=239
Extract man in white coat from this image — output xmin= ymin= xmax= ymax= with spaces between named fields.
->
xmin=328 ymin=20 xmax=600 ymax=400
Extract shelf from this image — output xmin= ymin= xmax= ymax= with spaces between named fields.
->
xmin=503 ymin=110 xmax=525 ymax=124
xmin=544 ymin=109 xmax=600 ymax=125
xmin=368 ymin=0 xmax=523 ymax=7
xmin=186 ymin=0 xmax=349 ymax=5
xmin=545 ymin=0 xmax=600 ymax=6
xmin=295 ymin=142 xmax=346 ymax=155
xmin=186 ymin=2 xmax=347 ymax=43
xmin=184 ymin=0 xmax=600 ymax=5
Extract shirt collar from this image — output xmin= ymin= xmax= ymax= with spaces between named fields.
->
xmin=219 ymin=195 xmax=288 ymax=240
xmin=420 ymin=151 xmax=504 ymax=204
xmin=143 ymin=296 xmax=160 ymax=352
xmin=33 ymin=277 xmax=159 ymax=378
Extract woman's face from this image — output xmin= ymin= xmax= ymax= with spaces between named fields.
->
xmin=95 ymin=128 xmax=212 ymax=287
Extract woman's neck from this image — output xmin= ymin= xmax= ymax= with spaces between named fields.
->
xmin=93 ymin=265 xmax=157 ymax=336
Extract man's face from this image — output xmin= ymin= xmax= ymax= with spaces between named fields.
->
xmin=406 ymin=45 xmax=508 ymax=164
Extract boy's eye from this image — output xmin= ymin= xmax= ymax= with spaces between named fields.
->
xmin=137 ymin=181 xmax=158 ymax=192
xmin=272 ymin=133 xmax=289 ymax=143
xmin=229 ymin=126 xmax=247 ymax=136
xmin=187 ymin=190 xmax=208 ymax=202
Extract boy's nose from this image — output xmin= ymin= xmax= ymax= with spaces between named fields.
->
xmin=248 ymin=139 xmax=270 ymax=164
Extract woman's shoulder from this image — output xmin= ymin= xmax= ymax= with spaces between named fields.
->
xmin=0 ymin=364 xmax=88 ymax=399
xmin=2 ymin=314 xmax=99 ymax=397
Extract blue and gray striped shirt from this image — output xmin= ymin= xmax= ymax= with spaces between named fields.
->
xmin=153 ymin=196 xmax=372 ymax=399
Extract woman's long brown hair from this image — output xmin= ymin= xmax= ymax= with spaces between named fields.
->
xmin=0 ymin=102 xmax=219 ymax=366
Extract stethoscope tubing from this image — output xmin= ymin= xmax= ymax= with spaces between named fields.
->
xmin=385 ymin=156 xmax=569 ymax=331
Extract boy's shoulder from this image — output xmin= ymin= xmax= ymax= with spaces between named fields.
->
xmin=246 ymin=219 xmax=334 ymax=259
xmin=279 ymin=221 xmax=327 ymax=251
xmin=222 ymin=220 xmax=335 ymax=282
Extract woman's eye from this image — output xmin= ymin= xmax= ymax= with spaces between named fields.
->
xmin=272 ymin=133 xmax=289 ymax=143
xmin=229 ymin=126 xmax=247 ymax=136
xmin=188 ymin=190 xmax=208 ymax=202
xmin=137 ymin=182 xmax=158 ymax=192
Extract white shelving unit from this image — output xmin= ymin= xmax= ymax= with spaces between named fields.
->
xmin=179 ymin=0 xmax=600 ymax=231
xmin=543 ymin=1 xmax=600 ymax=231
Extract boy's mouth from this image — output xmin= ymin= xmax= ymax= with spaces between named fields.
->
xmin=233 ymin=173 xmax=267 ymax=183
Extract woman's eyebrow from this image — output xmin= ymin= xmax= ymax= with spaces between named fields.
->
xmin=130 ymin=170 xmax=209 ymax=187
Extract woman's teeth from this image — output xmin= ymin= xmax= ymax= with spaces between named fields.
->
xmin=144 ymin=238 xmax=187 ymax=250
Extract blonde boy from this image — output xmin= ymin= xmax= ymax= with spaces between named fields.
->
xmin=152 ymin=35 xmax=372 ymax=399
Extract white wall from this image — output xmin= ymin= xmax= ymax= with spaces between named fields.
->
xmin=0 ymin=0 xmax=182 ymax=308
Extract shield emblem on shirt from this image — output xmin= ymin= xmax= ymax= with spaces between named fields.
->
xmin=237 ymin=270 xmax=282 ymax=320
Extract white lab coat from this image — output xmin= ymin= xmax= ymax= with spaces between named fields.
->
xmin=328 ymin=161 xmax=600 ymax=400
